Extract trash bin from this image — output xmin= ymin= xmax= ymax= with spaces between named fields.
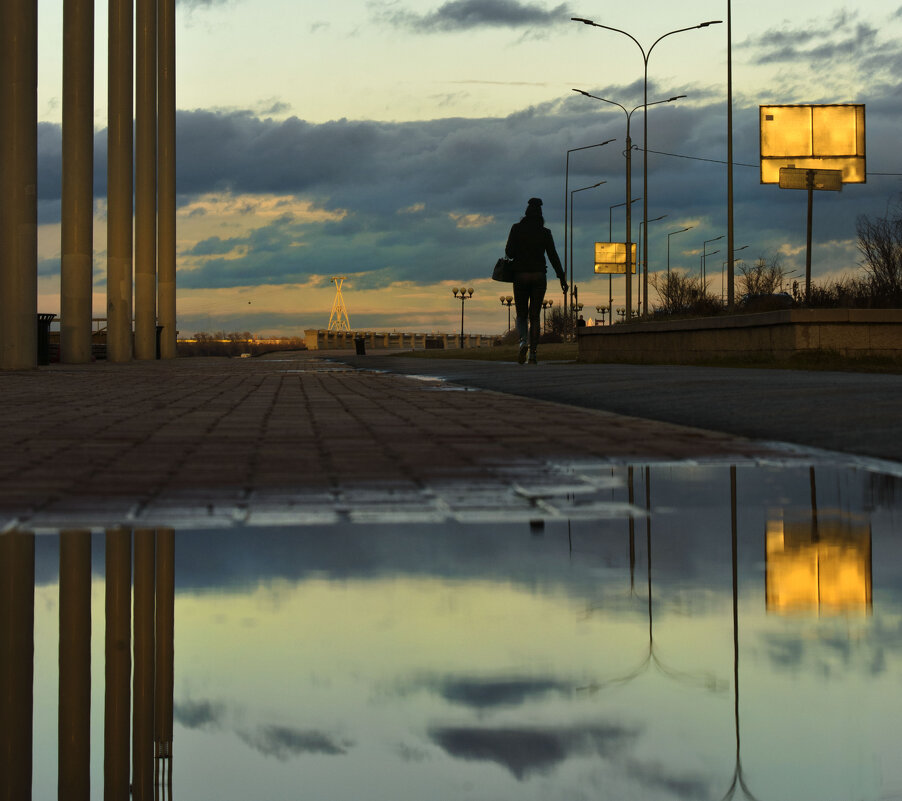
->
xmin=354 ymin=335 xmax=366 ymax=356
xmin=36 ymin=313 xmax=55 ymax=365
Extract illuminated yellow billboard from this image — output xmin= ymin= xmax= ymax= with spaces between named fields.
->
xmin=594 ymin=242 xmax=637 ymax=274
xmin=760 ymin=104 xmax=866 ymax=184
xmin=765 ymin=516 xmax=872 ymax=615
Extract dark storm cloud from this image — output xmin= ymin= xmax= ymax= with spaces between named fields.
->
xmin=430 ymin=676 xmax=574 ymax=708
xmin=173 ymin=698 xmax=227 ymax=730
xmin=430 ymin=723 xmax=637 ymax=780
xmin=372 ymin=0 xmax=569 ymax=32
xmin=238 ymin=725 xmax=349 ymax=760
xmin=740 ymin=8 xmax=902 ymax=79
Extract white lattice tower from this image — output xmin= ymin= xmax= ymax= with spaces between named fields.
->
xmin=328 ymin=276 xmax=351 ymax=331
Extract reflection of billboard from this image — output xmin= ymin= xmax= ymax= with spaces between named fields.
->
xmin=594 ymin=242 xmax=637 ymax=274
xmin=765 ymin=516 xmax=872 ymax=615
xmin=760 ymin=104 xmax=866 ymax=184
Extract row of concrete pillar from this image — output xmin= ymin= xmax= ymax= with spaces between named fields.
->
xmin=0 ymin=0 xmax=176 ymax=370
xmin=0 ymin=527 xmax=175 ymax=800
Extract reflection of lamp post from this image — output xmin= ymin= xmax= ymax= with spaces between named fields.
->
xmin=541 ymin=298 xmax=554 ymax=333
xmin=573 ymin=89 xmax=685 ymax=319
xmin=499 ymin=295 xmax=513 ymax=331
xmin=452 ymin=287 xmax=473 ymax=347
xmin=667 ymin=226 xmax=693 ymax=278
xmin=638 ymin=213 xmax=666 ymax=316
xmin=595 ymin=305 xmax=607 ymax=325
xmin=564 ymin=140 xmax=615 ymax=317
xmin=702 ymin=235 xmax=724 ymax=285
xmin=572 ymin=16 xmax=721 ymax=321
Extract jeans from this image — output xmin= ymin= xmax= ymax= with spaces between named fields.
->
xmin=513 ymin=274 xmax=547 ymax=349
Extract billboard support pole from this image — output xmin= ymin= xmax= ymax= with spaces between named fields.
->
xmin=806 ymin=172 xmax=814 ymax=303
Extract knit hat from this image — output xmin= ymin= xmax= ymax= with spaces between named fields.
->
xmin=525 ymin=197 xmax=543 ymax=216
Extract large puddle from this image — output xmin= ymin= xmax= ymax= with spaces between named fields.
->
xmin=11 ymin=462 xmax=902 ymax=800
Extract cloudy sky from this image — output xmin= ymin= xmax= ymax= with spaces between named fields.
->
xmin=35 ymin=0 xmax=902 ymax=335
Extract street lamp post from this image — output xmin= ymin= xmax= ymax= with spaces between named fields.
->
xmin=721 ymin=245 xmax=748 ymax=302
xmin=609 ymin=197 xmax=641 ymax=324
xmin=667 ymin=226 xmax=693 ymax=278
xmin=595 ymin=305 xmax=608 ymax=325
xmin=573 ymin=90 xmax=685 ymax=320
xmin=564 ymin=140 xmax=615 ymax=318
xmin=452 ymin=287 xmax=474 ymax=347
xmin=702 ymin=236 xmax=724 ymax=285
xmin=572 ymin=17 xmax=722 ymax=320
xmin=570 ymin=180 xmax=606 ymax=335
xmin=637 ymin=213 xmax=666 ymax=316
xmin=499 ymin=295 xmax=514 ymax=331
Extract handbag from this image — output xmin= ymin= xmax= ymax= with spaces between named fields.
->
xmin=492 ymin=257 xmax=515 ymax=282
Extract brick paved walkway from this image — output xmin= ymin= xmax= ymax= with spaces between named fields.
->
xmin=0 ymin=354 xmax=811 ymax=530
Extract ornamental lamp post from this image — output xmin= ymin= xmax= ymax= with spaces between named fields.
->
xmin=500 ymin=295 xmax=514 ymax=331
xmin=452 ymin=287 xmax=474 ymax=347
xmin=541 ymin=298 xmax=554 ymax=333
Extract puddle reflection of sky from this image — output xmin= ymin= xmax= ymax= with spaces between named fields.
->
xmin=27 ymin=464 xmax=902 ymax=800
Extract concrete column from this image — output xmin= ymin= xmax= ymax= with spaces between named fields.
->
xmin=60 ymin=0 xmax=94 ymax=364
xmin=104 ymin=528 xmax=131 ymax=801
xmin=0 ymin=0 xmax=38 ymax=370
xmin=154 ymin=529 xmax=175 ymax=778
xmin=134 ymin=0 xmax=157 ymax=360
xmin=1 ymin=531 xmax=35 ymax=800
xmin=157 ymin=0 xmax=177 ymax=359
xmin=58 ymin=530 xmax=92 ymax=801
xmin=106 ymin=0 xmax=133 ymax=362
xmin=133 ymin=529 xmax=155 ymax=800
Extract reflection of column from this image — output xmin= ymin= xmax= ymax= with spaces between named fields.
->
xmin=0 ymin=0 xmax=38 ymax=371
xmin=155 ymin=528 xmax=175 ymax=789
xmin=134 ymin=0 xmax=158 ymax=360
xmin=157 ymin=0 xmax=177 ymax=359
xmin=133 ymin=529 xmax=156 ymax=800
xmin=1 ymin=531 xmax=35 ymax=798
xmin=60 ymin=0 xmax=94 ymax=364
xmin=106 ymin=0 xmax=134 ymax=362
xmin=104 ymin=528 xmax=132 ymax=799
xmin=58 ymin=530 xmax=92 ymax=800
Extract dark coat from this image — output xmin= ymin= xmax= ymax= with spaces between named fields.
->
xmin=505 ymin=221 xmax=566 ymax=282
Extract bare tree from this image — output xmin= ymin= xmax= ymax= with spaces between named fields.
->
xmin=737 ymin=255 xmax=789 ymax=297
xmin=856 ymin=200 xmax=902 ymax=305
xmin=650 ymin=271 xmax=712 ymax=314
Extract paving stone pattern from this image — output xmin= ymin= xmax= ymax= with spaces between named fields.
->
xmin=0 ymin=355 xmax=812 ymax=530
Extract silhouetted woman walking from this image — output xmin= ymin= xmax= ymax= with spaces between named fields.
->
xmin=505 ymin=197 xmax=568 ymax=364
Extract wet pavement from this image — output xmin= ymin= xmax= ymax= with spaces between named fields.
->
xmin=5 ymin=353 xmax=902 ymax=800
xmin=335 ymin=353 xmax=902 ymax=464
xmin=0 ymin=353 xmax=841 ymax=531
xmin=24 ymin=462 xmax=902 ymax=801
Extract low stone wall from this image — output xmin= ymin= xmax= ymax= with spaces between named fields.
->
xmin=578 ymin=309 xmax=902 ymax=363
xmin=304 ymin=329 xmax=500 ymax=351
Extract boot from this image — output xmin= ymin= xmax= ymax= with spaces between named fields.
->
xmin=527 ymin=348 xmax=537 ymax=364
xmin=518 ymin=342 xmax=528 ymax=364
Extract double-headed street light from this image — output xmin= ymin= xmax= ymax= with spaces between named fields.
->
xmin=541 ymin=298 xmax=554 ymax=332
xmin=564 ymin=140 xmax=615 ymax=317
xmin=667 ymin=226 xmax=693 ymax=278
xmin=572 ymin=90 xmax=684 ymax=320
xmin=452 ymin=286 xmax=474 ymax=347
xmin=572 ymin=16 xmax=722 ymax=318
